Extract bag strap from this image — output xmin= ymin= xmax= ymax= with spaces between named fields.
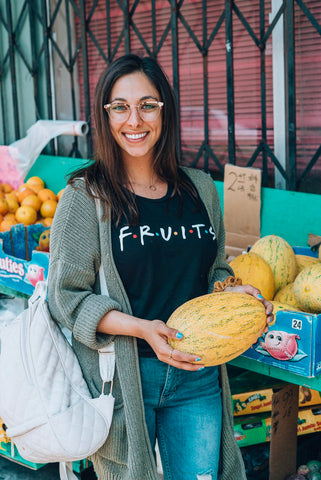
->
xmin=95 ymin=196 xmax=115 ymax=393
xmin=59 ymin=462 xmax=79 ymax=480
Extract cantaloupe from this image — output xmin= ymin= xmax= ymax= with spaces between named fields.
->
xmin=293 ymin=263 xmax=321 ymax=313
xmin=167 ymin=292 xmax=266 ymax=366
xmin=250 ymin=235 xmax=297 ymax=293
xmin=229 ymin=251 xmax=275 ymax=300
xmin=295 ymin=254 xmax=320 ymax=275
xmin=273 ymin=282 xmax=301 ymax=310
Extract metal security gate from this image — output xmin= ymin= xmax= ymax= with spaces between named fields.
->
xmin=0 ymin=0 xmax=320 ymax=193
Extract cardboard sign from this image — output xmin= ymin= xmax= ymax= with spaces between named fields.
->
xmin=224 ymin=164 xmax=261 ymax=257
xmin=269 ymin=384 xmax=299 ymax=480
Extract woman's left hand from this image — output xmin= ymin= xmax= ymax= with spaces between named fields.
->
xmin=225 ymin=284 xmax=273 ymax=332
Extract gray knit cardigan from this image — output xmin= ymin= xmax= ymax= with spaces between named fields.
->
xmin=48 ymin=166 xmax=247 ymax=480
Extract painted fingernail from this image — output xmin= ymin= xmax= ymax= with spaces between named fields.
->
xmin=267 ymin=311 xmax=272 ymax=315
xmin=257 ymin=294 xmax=264 ymax=299
xmin=176 ymin=332 xmax=183 ymax=339
xmin=198 ymin=367 xmax=205 ymax=371
xmin=195 ymin=358 xmax=202 ymax=361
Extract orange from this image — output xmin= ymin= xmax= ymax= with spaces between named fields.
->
xmin=15 ymin=205 xmax=37 ymax=225
xmin=38 ymin=188 xmax=57 ymax=202
xmin=3 ymin=213 xmax=16 ymax=222
xmin=57 ymin=188 xmax=65 ymax=201
xmin=0 ymin=198 xmax=9 ymax=215
xmin=28 ymin=183 xmax=44 ymax=194
xmin=41 ymin=217 xmax=54 ymax=227
xmin=0 ymin=219 xmax=16 ymax=232
xmin=0 ymin=214 xmax=3 ymax=224
xmin=6 ymin=197 xmax=19 ymax=214
xmin=1 ymin=183 xmax=13 ymax=193
xmin=5 ymin=191 xmax=18 ymax=202
xmin=16 ymin=186 xmax=35 ymax=204
xmin=21 ymin=194 xmax=42 ymax=212
xmin=40 ymin=200 xmax=57 ymax=218
xmin=26 ymin=176 xmax=45 ymax=189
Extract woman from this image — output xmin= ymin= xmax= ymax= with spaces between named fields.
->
xmin=48 ymin=54 xmax=273 ymax=480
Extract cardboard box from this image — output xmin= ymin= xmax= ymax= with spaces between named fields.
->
xmin=233 ymin=386 xmax=321 ymax=416
xmin=0 ymin=223 xmax=49 ymax=296
xmin=241 ymin=246 xmax=321 ymax=378
xmin=234 ymin=404 xmax=321 ymax=447
xmin=241 ymin=309 xmax=321 ymax=377
xmin=234 ymin=413 xmax=270 ymax=447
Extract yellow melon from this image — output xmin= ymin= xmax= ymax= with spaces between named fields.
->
xmin=273 ymin=282 xmax=301 ymax=310
xmin=251 ymin=235 xmax=297 ymax=293
xmin=229 ymin=251 xmax=275 ymax=300
xmin=295 ymin=254 xmax=320 ymax=275
xmin=167 ymin=292 xmax=266 ymax=366
xmin=293 ymin=263 xmax=321 ymax=313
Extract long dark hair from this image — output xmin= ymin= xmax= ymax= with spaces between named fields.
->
xmin=69 ymin=54 xmax=197 ymax=224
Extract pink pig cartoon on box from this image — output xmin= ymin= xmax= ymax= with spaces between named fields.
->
xmin=26 ymin=264 xmax=45 ymax=287
xmin=260 ymin=330 xmax=300 ymax=360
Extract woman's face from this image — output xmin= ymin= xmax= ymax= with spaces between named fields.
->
xmin=108 ymin=71 xmax=162 ymax=164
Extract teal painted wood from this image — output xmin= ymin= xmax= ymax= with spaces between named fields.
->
xmin=230 ymin=356 xmax=321 ymax=391
xmin=25 ymin=155 xmax=91 ymax=194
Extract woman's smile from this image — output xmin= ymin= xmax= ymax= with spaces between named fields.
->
xmin=123 ymin=131 xmax=149 ymax=141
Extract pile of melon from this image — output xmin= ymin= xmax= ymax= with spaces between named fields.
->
xmin=229 ymin=234 xmax=321 ymax=315
xmin=167 ymin=234 xmax=320 ymax=367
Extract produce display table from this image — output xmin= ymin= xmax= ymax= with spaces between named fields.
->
xmin=230 ymin=357 xmax=321 ymax=480
xmin=231 ymin=356 xmax=321 ymax=391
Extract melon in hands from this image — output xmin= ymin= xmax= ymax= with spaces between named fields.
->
xmin=167 ymin=291 xmax=267 ymax=366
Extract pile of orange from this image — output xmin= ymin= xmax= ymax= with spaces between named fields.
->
xmin=0 ymin=177 xmax=65 ymax=232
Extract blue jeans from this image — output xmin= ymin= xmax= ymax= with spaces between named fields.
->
xmin=139 ymin=357 xmax=222 ymax=480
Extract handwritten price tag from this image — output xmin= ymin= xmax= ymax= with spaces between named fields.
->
xmin=225 ymin=168 xmax=261 ymax=202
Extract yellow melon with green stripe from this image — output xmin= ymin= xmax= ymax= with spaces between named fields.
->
xmin=273 ymin=282 xmax=301 ymax=310
xmin=251 ymin=235 xmax=297 ymax=293
xmin=295 ymin=254 xmax=320 ymax=274
xmin=229 ymin=251 xmax=275 ymax=300
xmin=167 ymin=292 xmax=266 ymax=366
xmin=293 ymin=263 xmax=321 ymax=313
xmin=268 ymin=301 xmax=302 ymax=326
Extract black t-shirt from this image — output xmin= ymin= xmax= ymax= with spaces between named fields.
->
xmin=111 ymin=184 xmax=218 ymax=356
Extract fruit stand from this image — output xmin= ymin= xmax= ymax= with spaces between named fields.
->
xmin=0 ymin=155 xmax=321 ymax=480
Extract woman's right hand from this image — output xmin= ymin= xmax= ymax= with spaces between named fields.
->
xmin=97 ymin=310 xmax=204 ymax=370
xmin=140 ymin=319 xmax=204 ymax=371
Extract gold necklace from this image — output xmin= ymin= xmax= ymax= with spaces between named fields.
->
xmin=127 ymin=178 xmax=158 ymax=191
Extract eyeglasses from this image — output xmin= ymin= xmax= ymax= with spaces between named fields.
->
xmin=104 ymin=100 xmax=164 ymax=122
